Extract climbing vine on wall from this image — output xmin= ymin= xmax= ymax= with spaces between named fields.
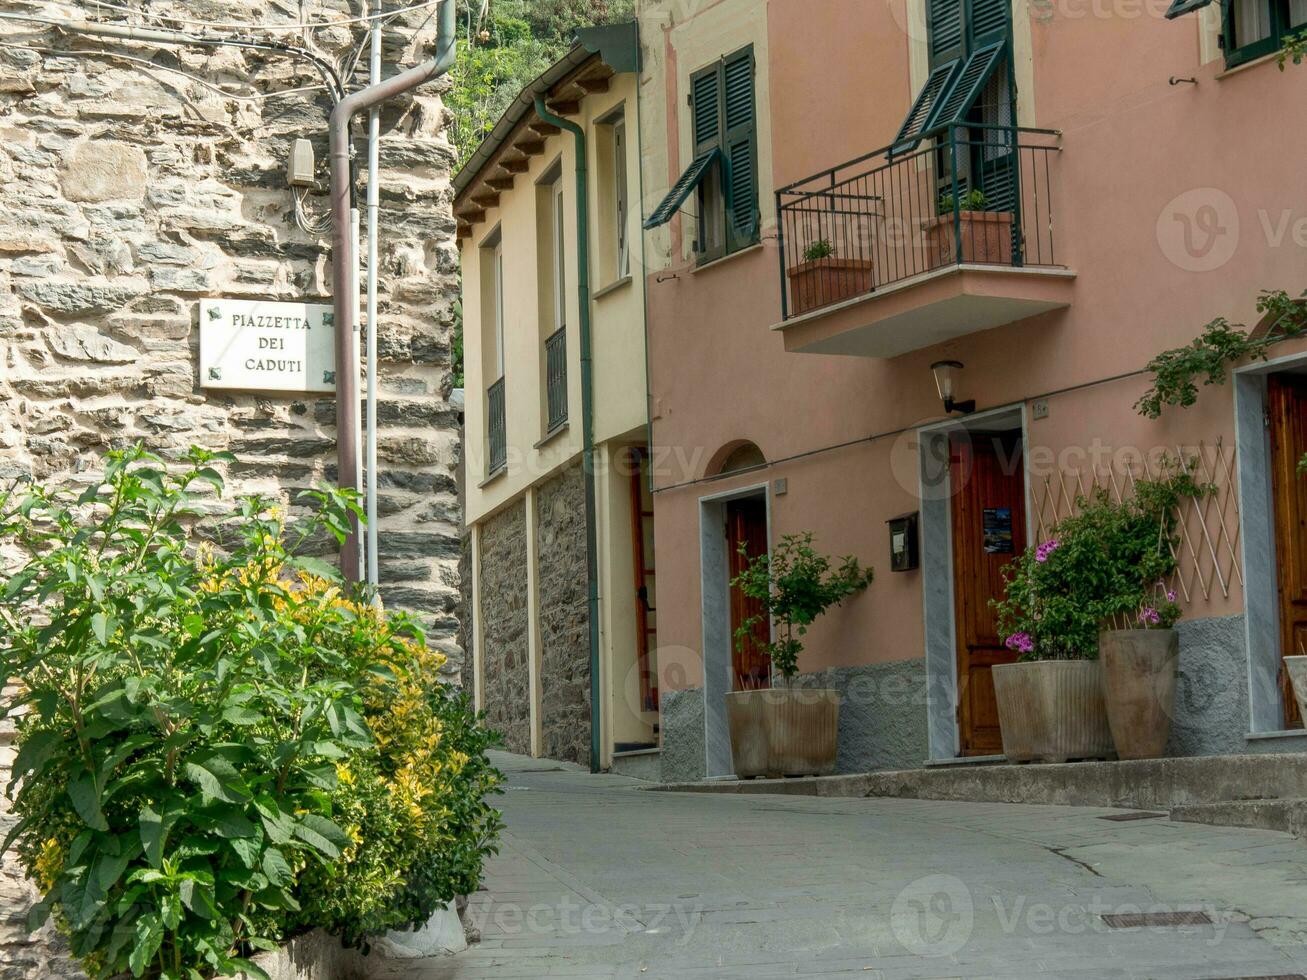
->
xmin=1135 ymin=289 xmax=1307 ymax=419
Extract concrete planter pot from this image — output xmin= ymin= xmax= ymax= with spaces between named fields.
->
xmin=992 ymin=660 xmax=1114 ymax=764
xmin=1285 ymin=656 xmax=1307 ymax=723
xmin=725 ymin=687 xmax=840 ymax=778
xmin=923 ymin=210 xmax=1014 ymax=267
xmin=786 ymin=257 xmax=874 ymax=315
xmin=1100 ymin=629 xmax=1180 ymax=760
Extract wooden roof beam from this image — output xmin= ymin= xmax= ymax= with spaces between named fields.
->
xmin=487 ymin=175 xmax=515 ymax=191
xmin=514 ymin=137 xmax=546 ymax=157
xmin=529 ymin=120 xmax=561 ymax=136
xmin=577 ymin=77 xmax=610 ymax=94
xmin=546 ymin=100 xmax=580 ymax=116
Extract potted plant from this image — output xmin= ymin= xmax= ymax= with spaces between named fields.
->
xmin=727 ymin=532 xmax=874 ymax=778
xmin=1099 ymin=586 xmax=1182 ymax=760
xmin=923 ymin=188 xmax=1014 ymax=267
xmin=786 ymin=238 xmax=875 ymax=316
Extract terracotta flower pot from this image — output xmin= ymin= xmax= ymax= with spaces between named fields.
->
xmin=923 ymin=210 xmax=1014 ymax=267
xmin=725 ymin=687 xmax=840 ymax=778
xmin=1100 ymin=629 xmax=1180 ymax=760
xmin=1285 ymin=656 xmax=1307 ymax=723
xmin=786 ymin=257 xmax=874 ymax=316
xmin=992 ymin=660 xmax=1114 ymax=764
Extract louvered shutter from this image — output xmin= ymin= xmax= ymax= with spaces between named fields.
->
xmin=643 ymin=149 xmax=722 ymax=230
xmin=892 ymin=61 xmax=961 ymax=155
xmin=929 ymin=0 xmax=965 ymax=64
xmin=722 ymin=48 xmax=758 ymax=245
xmin=967 ymin=0 xmax=1011 ymax=47
xmin=931 ymin=40 xmax=1007 ymax=129
xmin=691 ymin=65 xmax=721 ymax=155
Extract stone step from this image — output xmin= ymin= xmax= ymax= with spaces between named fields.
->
xmin=1169 ymin=798 xmax=1307 ymax=837
xmin=653 ymin=752 xmax=1307 ymax=811
xmin=609 ymin=748 xmax=661 ymax=782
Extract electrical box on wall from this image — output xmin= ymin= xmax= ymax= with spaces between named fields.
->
xmin=887 ymin=512 xmax=920 ymax=572
xmin=287 ymin=138 xmax=316 ymax=188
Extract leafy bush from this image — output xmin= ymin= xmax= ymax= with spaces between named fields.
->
xmin=730 ymin=533 xmax=874 ymax=682
xmin=0 ymin=446 xmax=500 ymax=978
xmin=993 ymin=466 xmax=1209 ymax=660
xmin=938 ymin=188 xmax=987 ymax=213
xmin=802 ymin=239 xmax=835 ymax=262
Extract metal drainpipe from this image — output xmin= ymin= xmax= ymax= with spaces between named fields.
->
xmin=330 ymin=0 xmax=457 ymax=580
xmin=533 ymin=95 xmax=603 ymax=774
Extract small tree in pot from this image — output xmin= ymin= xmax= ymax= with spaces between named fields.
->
xmin=727 ymin=533 xmax=873 ymax=778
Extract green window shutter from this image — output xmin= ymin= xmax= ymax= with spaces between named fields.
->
xmin=929 ymin=0 xmax=965 ymax=63
xmin=691 ymin=65 xmax=721 ymax=154
xmin=722 ymin=48 xmax=758 ymax=244
xmin=968 ymin=0 xmax=1011 ymax=47
xmin=643 ymin=149 xmax=722 ymax=230
xmin=892 ymin=60 xmax=961 ymax=155
xmin=1164 ymin=0 xmax=1212 ymax=16
xmin=930 ymin=40 xmax=1007 ymax=129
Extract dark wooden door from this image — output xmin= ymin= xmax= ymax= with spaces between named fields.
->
xmin=950 ymin=430 xmax=1028 ymax=755
xmin=628 ymin=448 xmax=659 ymax=714
xmin=1269 ymin=375 xmax=1307 ymax=729
xmin=726 ymin=497 xmax=771 ymax=691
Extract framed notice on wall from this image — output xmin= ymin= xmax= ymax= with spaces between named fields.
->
xmin=983 ymin=507 xmax=1014 ymax=554
xmin=199 ymin=298 xmax=336 ymax=394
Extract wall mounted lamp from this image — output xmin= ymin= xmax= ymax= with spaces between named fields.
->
xmin=931 ymin=360 xmax=976 ymax=415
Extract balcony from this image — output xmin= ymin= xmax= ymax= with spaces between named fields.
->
xmin=487 ymin=376 xmax=506 ymax=477
xmin=773 ymin=124 xmax=1074 ymax=359
xmin=545 ymin=327 xmax=568 ymax=434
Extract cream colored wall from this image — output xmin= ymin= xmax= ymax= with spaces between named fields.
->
xmin=463 ymin=71 xmax=648 ymax=528
xmin=639 ymin=0 xmax=773 ymax=274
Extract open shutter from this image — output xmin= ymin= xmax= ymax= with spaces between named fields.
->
xmin=931 ymin=40 xmax=1007 ymax=130
xmin=722 ymin=48 xmax=758 ymax=245
xmin=929 ymin=0 xmax=965 ymax=63
xmin=892 ymin=61 xmax=961 ymax=155
xmin=1164 ymin=0 xmax=1213 ymax=17
xmin=643 ymin=149 xmax=722 ymax=229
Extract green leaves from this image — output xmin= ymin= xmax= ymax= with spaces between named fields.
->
xmin=293 ymin=814 xmax=350 ymax=860
xmin=183 ymin=751 xmax=251 ymax=804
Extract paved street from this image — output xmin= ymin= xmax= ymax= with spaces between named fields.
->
xmin=387 ymin=752 xmax=1307 ymax=980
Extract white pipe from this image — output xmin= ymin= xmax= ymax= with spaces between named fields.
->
xmin=365 ymin=11 xmax=382 ymax=587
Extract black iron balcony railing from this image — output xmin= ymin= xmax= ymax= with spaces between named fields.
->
xmin=776 ymin=123 xmax=1061 ymax=320
xmin=544 ymin=326 xmax=567 ymax=434
xmin=487 ymin=376 xmax=506 ymax=476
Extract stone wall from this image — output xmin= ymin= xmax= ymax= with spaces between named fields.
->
xmin=535 ymin=465 xmax=591 ymax=767
xmin=477 ymin=500 xmax=531 ymax=754
xmin=0 ymin=2 xmax=462 ymax=975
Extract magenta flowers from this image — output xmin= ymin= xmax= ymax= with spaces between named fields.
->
xmin=1035 ymin=539 xmax=1060 ymax=563
xmin=1138 ymin=607 xmax=1162 ymax=626
xmin=1005 ymin=631 xmax=1035 ymax=654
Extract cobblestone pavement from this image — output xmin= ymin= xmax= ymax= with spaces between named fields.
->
xmin=387 ymin=752 xmax=1307 ymax=980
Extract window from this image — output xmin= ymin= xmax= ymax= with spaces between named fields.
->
xmin=535 ymin=165 xmax=568 ymax=434
xmin=1224 ymin=0 xmax=1306 ymax=66
xmin=552 ymin=179 xmax=566 ymax=331
xmin=1167 ymin=0 xmax=1306 ymax=64
xmin=614 ymin=118 xmax=630 ymax=278
xmin=479 ymin=229 xmax=505 ymax=381
xmin=644 ymin=45 xmax=758 ymax=263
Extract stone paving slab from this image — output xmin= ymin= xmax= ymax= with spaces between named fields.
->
xmin=378 ymin=752 xmax=1307 ymax=980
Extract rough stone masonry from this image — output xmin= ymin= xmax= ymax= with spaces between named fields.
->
xmin=0 ymin=1 xmax=463 ymax=974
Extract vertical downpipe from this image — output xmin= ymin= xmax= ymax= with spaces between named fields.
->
xmin=534 ymin=95 xmax=602 ymax=773
xmin=365 ymin=11 xmax=382 ymax=586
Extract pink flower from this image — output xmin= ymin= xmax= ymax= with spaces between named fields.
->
xmin=1166 ymin=590 xmax=1177 ymax=603
xmin=1005 ymin=632 xmax=1034 ymax=654
xmin=1035 ymin=539 xmax=1060 ymax=563
xmin=1138 ymin=607 xmax=1161 ymax=626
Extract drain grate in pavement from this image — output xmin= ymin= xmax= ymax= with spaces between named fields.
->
xmin=1101 ymin=910 xmax=1213 ymax=928
xmin=1098 ymin=811 xmax=1168 ymax=821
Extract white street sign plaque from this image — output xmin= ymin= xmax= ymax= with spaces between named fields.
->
xmin=199 ymin=298 xmax=336 ymax=393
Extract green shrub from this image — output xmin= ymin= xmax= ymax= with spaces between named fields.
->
xmin=730 ymin=532 xmax=874 ymax=682
xmin=992 ymin=465 xmax=1209 ymax=660
xmin=0 ymin=445 xmax=501 ymax=978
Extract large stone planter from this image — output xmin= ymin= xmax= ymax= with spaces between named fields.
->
xmin=725 ymin=687 xmax=839 ymax=778
xmin=1100 ymin=629 xmax=1180 ymax=760
xmin=1286 ymin=656 xmax=1307 ymax=723
xmin=992 ymin=660 xmax=1114 ymax=764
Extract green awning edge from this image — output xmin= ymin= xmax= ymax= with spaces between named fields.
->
xmin=1165 ymin=0 xmax=1214 ymax=19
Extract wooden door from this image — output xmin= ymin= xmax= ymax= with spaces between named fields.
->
xmin=950 ymin=430 xmax=1028 ymax=755
xmin=1269 ymin=375 xmax=1307 ymax=729
xmin=726 ymin=497 xmax=771 ymax=691
xmin=628 ymin=448 xmax=659 ymax=714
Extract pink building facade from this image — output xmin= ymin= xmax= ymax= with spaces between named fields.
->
xmin=636 ymin=0 xmax=1307 ymax=779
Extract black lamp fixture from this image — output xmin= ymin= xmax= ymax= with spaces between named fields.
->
xmin=931 ymin=360 xmax=975 ymax=415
